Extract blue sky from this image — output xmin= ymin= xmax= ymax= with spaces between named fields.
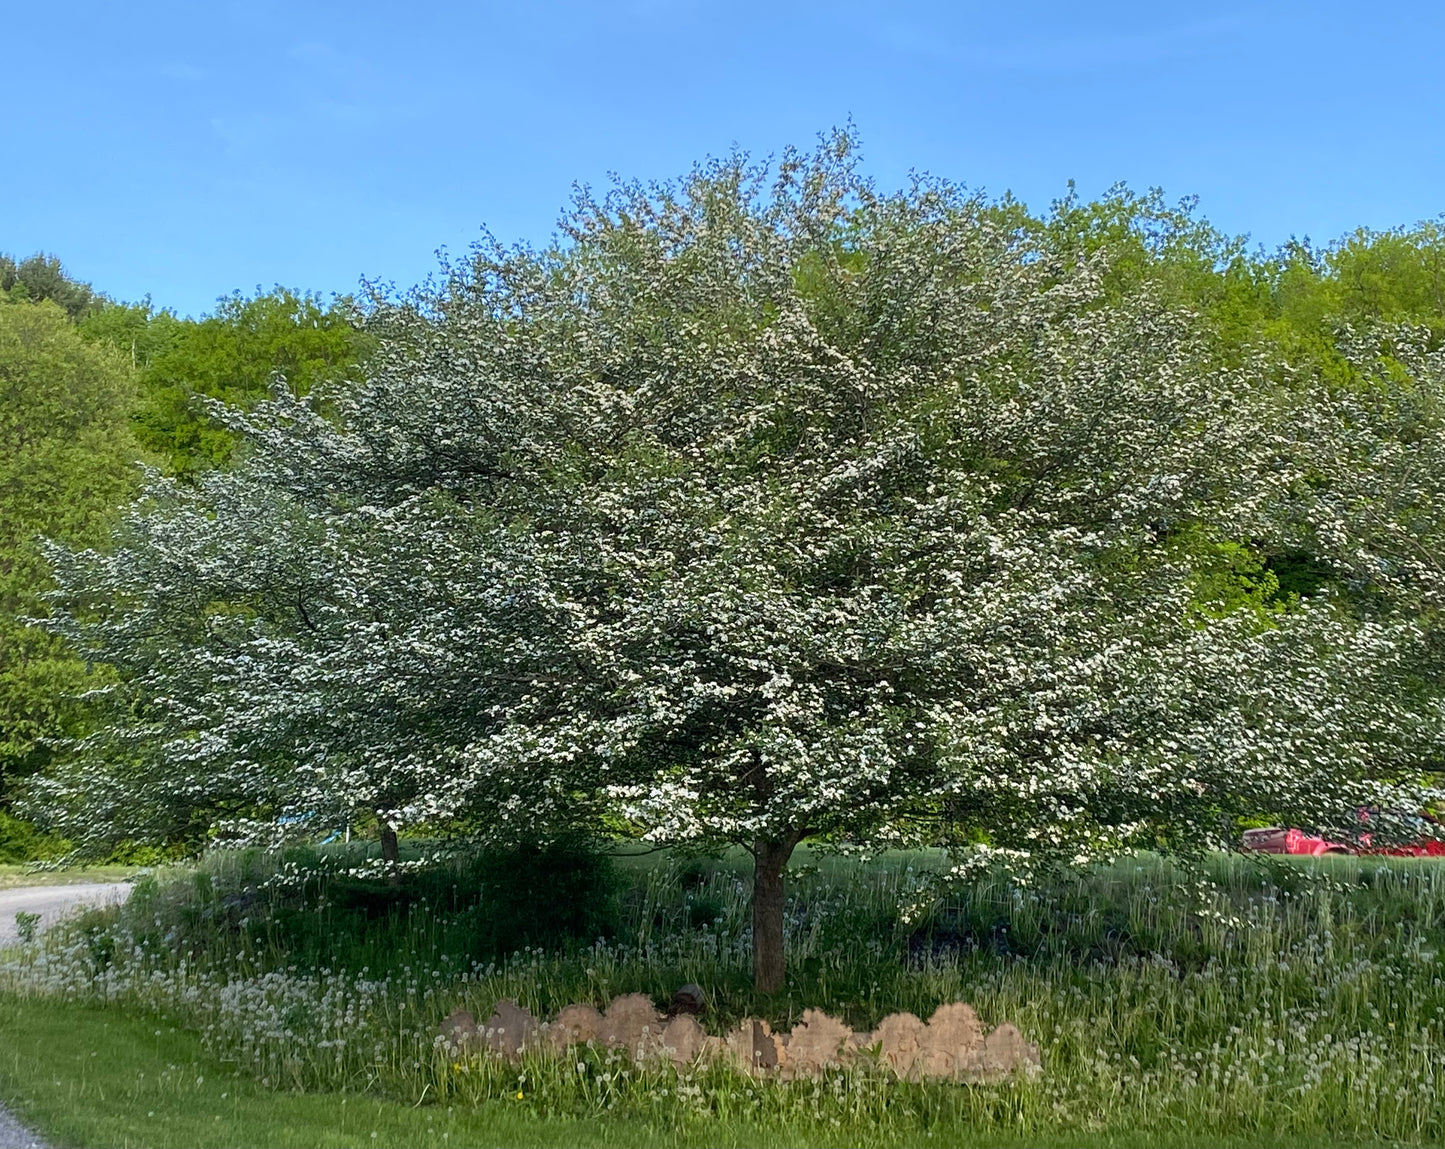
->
xmin=6 ymin=1 xmax=1443 ymax=317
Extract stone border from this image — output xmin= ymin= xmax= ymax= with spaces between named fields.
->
xmin=439 ymin=995 xmax=1040 ymax=1082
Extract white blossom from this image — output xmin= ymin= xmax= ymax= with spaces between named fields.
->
xmin=32 ymin=136 xmax=1440 ymax=925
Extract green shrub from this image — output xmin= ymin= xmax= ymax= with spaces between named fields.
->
xmin=109 ymin=838 xmax=621 ymax=974
xmin=0 ymin=809 xmax=67 ymax=863
xmin=469 ymin=838 xmax=620 ymax=955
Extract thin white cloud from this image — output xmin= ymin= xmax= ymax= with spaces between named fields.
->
xmin=878 ymin=14 xmax=1250 ymax=74
xmin=158 ymin=62 xmax=207 ymax=81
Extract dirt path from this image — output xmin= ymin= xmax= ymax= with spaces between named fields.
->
xmin=0 ymin=882 xmax=130 ymax=946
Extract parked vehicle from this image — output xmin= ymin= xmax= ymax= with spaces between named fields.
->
xmin=1241 ymin=826 xmax=1352 ymax=855
xmin=1242 ymin=812 xmax=1445 ymax=857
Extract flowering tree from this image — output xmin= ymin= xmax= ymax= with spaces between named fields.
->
xmin=1284 ymin=328 xmax=1445 ymax=818
xmin=1294 ymin=329 xmax=1445 ymax=619
xmin=39 ymin=137 xmax=1439 ymax=988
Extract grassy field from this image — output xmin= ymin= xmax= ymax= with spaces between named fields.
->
xmin=3 ymin=846 xmax=1444 ymax=1147
xmin=2 ymin=997 xmax=1363 ymax=1149
xmin=0 ymin=863 xmax=138 ymax=890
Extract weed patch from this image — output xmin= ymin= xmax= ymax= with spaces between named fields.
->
xmin=4 ymin=850 xmax=1444 ymax=1144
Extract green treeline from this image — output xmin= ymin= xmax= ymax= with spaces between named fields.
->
xmin=0 ymin=191 xmax=1442 ymax=861
xmin=0 ymin=258 xmax=370 ymax=857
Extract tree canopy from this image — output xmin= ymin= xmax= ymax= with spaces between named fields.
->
xmin=79 ymin=287 xmax=372 ymax=475
xmin=34 ymin=138 xmax=1443 ymax=987
xmin=0 ymin=301 xmax=143 ymax=840
xmin=0 ymin=256 xmax=371 ymax=858
xmin=1 ymin=252 xmax=104 ymax=320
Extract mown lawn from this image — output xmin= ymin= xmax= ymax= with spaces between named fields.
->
xmin=0 ymin=864 xmax=138 ymax=890
xmin=3 ymin=848 xmax=1443 ymax=1147
xmin=0 ymin=997 xmax=1383 ymax=1149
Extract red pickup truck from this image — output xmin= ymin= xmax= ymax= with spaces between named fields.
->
xmin=1242 ymin=816 xmax=1445 ymax=857
xmin=1241 ymin=826 xmax=1352 ymax=855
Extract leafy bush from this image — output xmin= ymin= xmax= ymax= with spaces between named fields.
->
xmin=0 ymin=810 xmax=67 ymax=863
xmin=10 ymin=850 xmax=1445 ymax=1144
xmin=468 ymin=838 xmax=620 ymax=956
xmin=109 ymin=839 xmax=620 ymax=974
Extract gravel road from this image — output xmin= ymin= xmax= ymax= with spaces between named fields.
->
xmin=0 ymin=882 xmax=130 ymax=947
xmin=0 ymin=878 xmax=130 ymax=1138
xmin=0 ymin=880 xmax=132 ymax=1147
xmin=0 ymin=1104 xmax=45 ymax=1149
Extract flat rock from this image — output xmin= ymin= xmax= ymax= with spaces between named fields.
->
xmin=977 ymin=1022 xmax=1041 ymax=1079
xmin=660 ymin=1014 xmax=713 ymax=1065
xmin=868 ymin=1011 xmax=928 ymax=1078
xmin=724 ymin=1018 xmax=780 ymax=1073
xmin=482 ymin=999 xmax=539 ymax=1057
xmin=600 ymin=993 xmax=664 ymax=1053
xmin=922 ymin=1002 xmax=986 ymax=1079
xmin=437 ymin=1007 xmax=479 ymax=1052
xmin=547 ymin=1003 xmax=604 ymax=1049
xmin=783 ymin=1009 xmax=854 ymax=1074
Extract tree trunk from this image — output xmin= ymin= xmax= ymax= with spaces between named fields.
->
xmin=752 ymin=836 xmax=798 ymax=993
xmin=379 ymin=819 xmax=400 ymax=886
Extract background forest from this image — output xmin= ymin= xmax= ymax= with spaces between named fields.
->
xmin=6 ymin=162 xmax=1445 ymax=1148
xmin=0 ymin=256 xmax=370 ymax=859
xmin=3 ymin=188 xmax=1444 ymax=865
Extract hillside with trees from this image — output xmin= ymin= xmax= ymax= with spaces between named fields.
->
xmin=2 ymin=145 xmax=1443 ymax=948
xmin=2 ymin=141 xmax=1439 ymax=990
xmin=0 ymin=261 xmax=369 ymax=858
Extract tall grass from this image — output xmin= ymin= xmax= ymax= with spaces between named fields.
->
xmin=5 ymin=847 xmax=1445 ymax=1142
